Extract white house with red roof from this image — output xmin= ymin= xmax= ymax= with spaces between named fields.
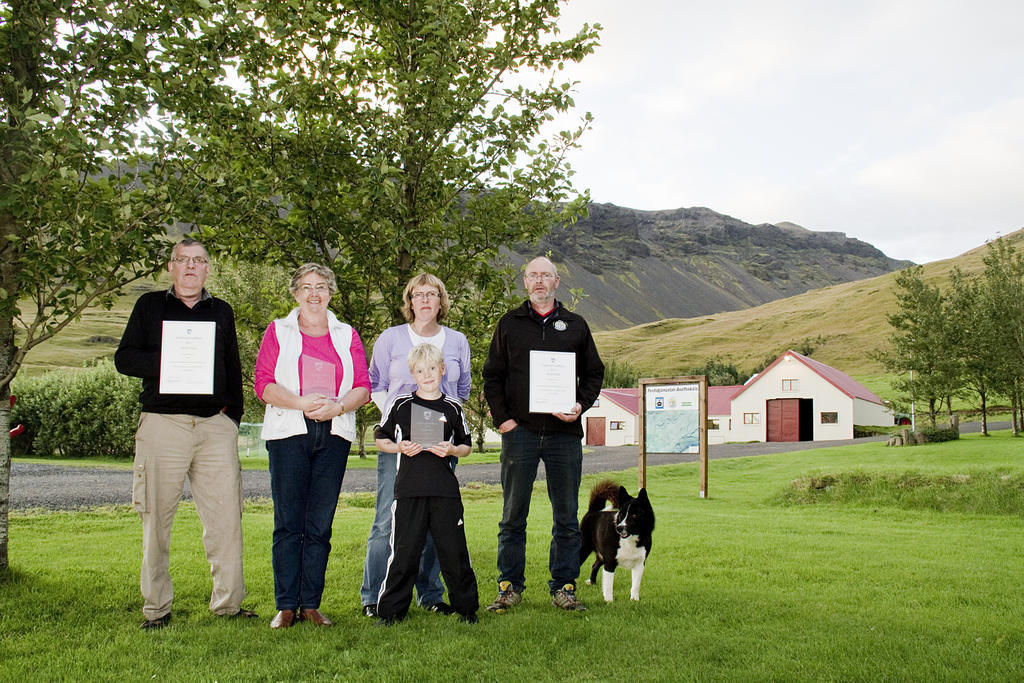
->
xmin=583 ymin=388 xmax=640 ymax=447
xmin=728 ymin=350 xmax=891 ymax=442
xmin=580 ymin=351 xmax=891 ymax=446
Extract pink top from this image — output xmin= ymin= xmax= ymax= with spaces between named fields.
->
xmin=254 ymin=320 xmax=371 ymax=400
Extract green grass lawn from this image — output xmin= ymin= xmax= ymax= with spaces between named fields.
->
xmin=3 ymin=432 xmax=1023 ymax=680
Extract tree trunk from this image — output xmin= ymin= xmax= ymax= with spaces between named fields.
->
xmin=355 ymin=411 xmax=368 ymax=458
xmin=1011 ymin=390 xmax=1018 ymax=435
xmin=0 ymin=314 xmax=11 ymax=569
xmin=0 ymin=260 xmax=16 ymax=571
xmin=0 ymin=397 xmax=9 ymax=570
xmin=979 ymin=390 xmax=987 ymax=436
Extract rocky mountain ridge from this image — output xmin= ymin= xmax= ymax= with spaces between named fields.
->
xmin=512 ymin=203 xmax=912 ymax=329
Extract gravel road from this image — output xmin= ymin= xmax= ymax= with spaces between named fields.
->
xmin=9 ymin=434 xmax=903 ymax=511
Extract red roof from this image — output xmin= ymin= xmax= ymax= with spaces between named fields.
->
xmin=732 ymin=350 xmax=884 ymax=405
xmin=600 ymin=388 xmax=639 ymax=415
xmin=709 ymin=385 xmax=743 ymax=415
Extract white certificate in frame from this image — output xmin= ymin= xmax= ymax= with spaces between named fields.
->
xmin=159 ymin=320 xmax=216 ymax=395
xmin=529 ymin=350 xmax=576 ymax=413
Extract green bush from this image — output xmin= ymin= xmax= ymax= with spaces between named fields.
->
xmin=11 ymin=359 xmax=141 ymax=458
xmin=915 ymin=425 xmax=960 ymax=443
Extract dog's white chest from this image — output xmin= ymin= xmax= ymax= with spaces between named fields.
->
xmin=615 ymin=535 xmax=647 ymax=569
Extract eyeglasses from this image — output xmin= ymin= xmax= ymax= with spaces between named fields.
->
xmin=171 ymin=256 xmax=209 ymax=266
xmin=524 ymin=273 xmax=556 ymax=282
xmin=411 ymin=291 xmax=440 ymax=300
xmin=299 ymin=284 xmax=331 ymax=295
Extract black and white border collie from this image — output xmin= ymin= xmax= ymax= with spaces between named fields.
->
xmin=579 ymin=480 xmax=655 ymax=602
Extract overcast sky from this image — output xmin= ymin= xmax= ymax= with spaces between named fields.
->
xmin=551 ymin=0 xmax=1024 ymax=264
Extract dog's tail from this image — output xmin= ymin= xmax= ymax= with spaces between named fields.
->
xmin=587 ymin=479 xmax=620 ymax=513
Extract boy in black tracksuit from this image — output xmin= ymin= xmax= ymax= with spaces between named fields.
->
xmin=374 ymin=343 xmax=478 ymax=624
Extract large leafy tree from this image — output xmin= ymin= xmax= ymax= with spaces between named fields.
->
xmin=878 ymin=266 xmax=962 ymax=427
xmin=947 ymin=267 xmax=1000 ymax=435
xmin=0 ymin=0 xmax=600 ymax=567
xmin=978 ymin=239 xmax=1024 ymax=434
xmin=168 ymin=0 xmax=599 ymax=371
xmin=0 ymin=0 xmax=234 ymax=569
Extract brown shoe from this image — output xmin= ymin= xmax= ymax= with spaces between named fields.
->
xmin=298 ymin=608 xmax=333 ymax=626
xmin=270 ymin=609 xmax=297 ymax=629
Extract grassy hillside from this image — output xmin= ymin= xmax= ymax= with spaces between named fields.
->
xmin=15 ymin=282 xmax=157 ymax=377
xmin=593 ymin=229 xmax=1024 ymax=381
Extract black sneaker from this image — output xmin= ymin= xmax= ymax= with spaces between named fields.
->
xmin=140 ymin=613 xmax=171 ymax=629
xmin=362 ymin=604 xmax=378 ymax=618
xmin=458 ymin=612 xmax=478 ymax=624
xmin=424 ymin=601 xmax=455 ymax=615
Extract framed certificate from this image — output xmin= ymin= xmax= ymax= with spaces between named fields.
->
xmin=410 ymin=403 xmax=444 ymax=446
xmin=529 ymin=350 xmax=576 ymax=413
xmin=159 ymin=320 xmax=216 ymax=395
xmin=300 ymin=354 xmax=337 ymax=397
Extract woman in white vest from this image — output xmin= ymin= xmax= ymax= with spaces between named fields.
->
xmin=254 ymin=263 xmax=371 ymax=629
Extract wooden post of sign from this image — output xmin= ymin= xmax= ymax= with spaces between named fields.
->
xmin=638 ymin=380 xmax=648 ymax=489
xmin=638 ymin=376 xmax=709 ymax=497
xmin=698 ymin=378 xmax=709 ymax=498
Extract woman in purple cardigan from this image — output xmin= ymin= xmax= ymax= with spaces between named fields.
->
xmin=359 ymin=272 xmax=471 ymax=617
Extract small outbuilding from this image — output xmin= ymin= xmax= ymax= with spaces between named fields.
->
xmin=583 ymin=388 xmax=639 ymax=447
xmin=727 ymin=350 xmax=891 ymax=442
xmin=579 ymin=351 xmax=889 ymax=447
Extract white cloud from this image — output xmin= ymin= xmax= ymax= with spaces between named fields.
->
xmin=857 ymin=98 xmax=1024 ymax=204
xmin=550 ymin=0 xmax=1024 ymax=263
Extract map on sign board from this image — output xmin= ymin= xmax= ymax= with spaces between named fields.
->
xmin=644 ymin=383 xmax=700 ymax=453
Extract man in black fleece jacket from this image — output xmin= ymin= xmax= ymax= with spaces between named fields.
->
xmin=483 ymin=256 xmax=604 ymax=614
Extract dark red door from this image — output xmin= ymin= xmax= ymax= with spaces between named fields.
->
xmin=767 ymin=398 xmax=800 ymax=442
xmin=586 ymin=417 xmax=606 ymax=446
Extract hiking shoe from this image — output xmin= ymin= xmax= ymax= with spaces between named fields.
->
xmin=140 ymin=613 xmax=171 ymax=629
xmin=425 ymin=601 xmax=455 ymax=615
xmin=222 ymin=608 xmax=259 ymax=619
xmin=486 ymin=581 xmax=522 ymax=613
xmin=551 ymin=584 xmax=586 ymax=612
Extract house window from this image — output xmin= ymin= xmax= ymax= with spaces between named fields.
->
xmin=820 ymin=412 xmax=839 ymax=424
xmin=781 ymin=379 xmax=799 ymax=391
xmin=707 ymin=419 xmax=720 ymax=430
xmin=609 ymin=421 xmax=624 ymax=431
xmin=743 ymin=412 xmax=760 ymax=425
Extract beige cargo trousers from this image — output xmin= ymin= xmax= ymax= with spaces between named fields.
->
xmin=132 ymin=411 xmax=245 ymax=621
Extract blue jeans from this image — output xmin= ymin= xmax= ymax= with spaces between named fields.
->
xmin=268 ymin=418 xmax=349 ymax=610
xmin=359 ymin=451 xmax=447 ymax=607
xmin=496 ymin=426 xmax=583 ymax=594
